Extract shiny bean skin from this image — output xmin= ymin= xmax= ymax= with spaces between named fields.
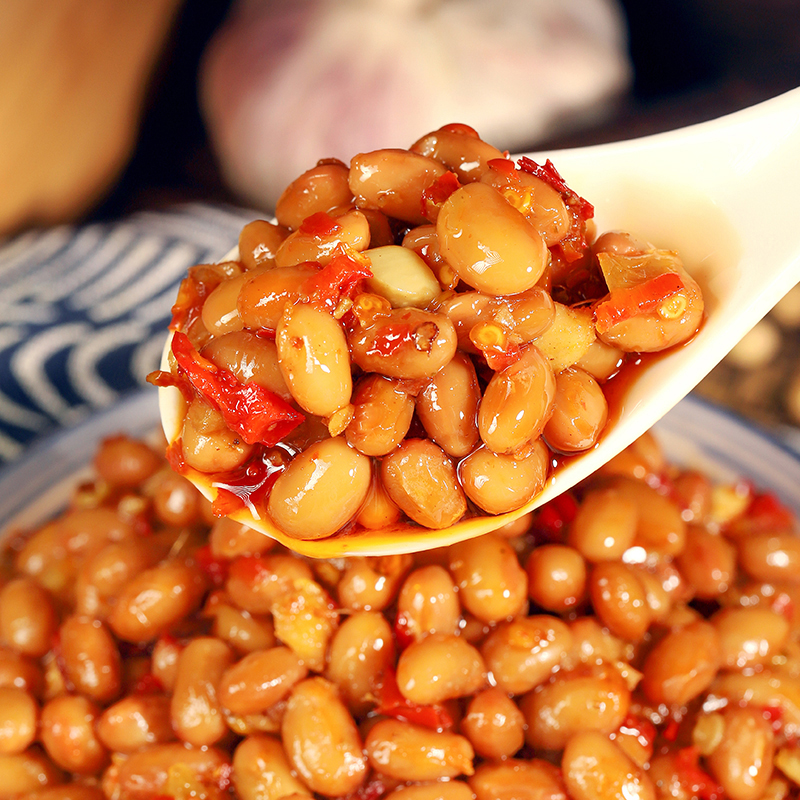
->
xmin=335 ymin=555 xmax=412 ymax=613
xmin=149 ymin=468 xmax=202 ymax=527
xmin=349 ymin=307 xmax=458 ymax=379
xmin=219 ymin=646 xmax=307 ymax=716
xmin=437 ymin=182 xmax=549 ymax=295
xmin=112 ymin=743 xmax=230 ymax=800
xmin=543 ymin=368 xmax=608 ymax=453
xmin=281 ymin=677 xmax=367 ymax=796
xmin=274 ymin=208 xmax=370 ymax=267
xmin=675 ymin=526 xmax=737 ymax=598
xmin=345 ymin=374 xmax=415 ymax=456
xmin=171 ymin=637 xmax=234 ymax=746
xmin=568 ymin=486 xmax=638 ymax=562
xmin=411 ymin=127 xmax=503 ymax=184
xmin=226 ymin=554 xmax=314 ymax=614
xmin=107 ymin=559 xmax=207 ymax=643
xmin=417 ymin=352 xmax=480 ymax=458
xmin=606 ymin=476 xmax=687 ymax=556
xmin=525 ymin=545 xmax=587 ymax=613
xmin=562 ymin=731 xmax=656 ymax=800
xmin=469 ymin=758 xmax=568 ymax=800
xmin=181 ymin=398 xmax=254 ymax=473
xmin=480 ymin=615 xmax=573 ymax=695
xmin=589 ymin=562 xmax=651 ymax=642
xmin=437 ymin=290 xmax=493 ymax=353
xmin=276 ymin=302 xmax=352 ymax=417
xmin=238 ymin=219 xmax=288 ymax=269
xmin=356 ymin=473 xmax=403 ymax=529
xmin=96 ymin=695 xmax=174 ymax=753
xmin=738 ymin=531 xmax=800 ymax=583
xmin=0 ymin=578 xmax=57 ymax=658
xmin=232 ymin=735 xmax=313 ymax=800
xmin=74 ymin=538 xmax=166 ymax=618
xmin=58 ymin=616 xmax=121 ymax=703
xmin=493 ymin=288 xmax=556 ymax=342
xmin=201 ymin=269 xmax=250 ymax=336
xmin=326 ymin=611 xmax=395 ymax=714
xmin=396 ymin=633 xmax=486 ymax=705
xmin=449 ymin=534 xmax=528 ymax=623
xmin=204 ymin=591 xmax=276 ymax=654
xmin=40 ymin=695 xmax=107 ymax=774
xmin=365 ymin=718 xmax=475 ymax=781
xmin=478 ymin=345 xmax=556 ymax=454
xmin=209 ymin=516 xmax=275 ymax=559
xmin=0 ymin=687 xmax=38 ymax=754
xmin=711 ymin=606 xmax=789 ymax=671
xmin=203 ymin=330 xmax=293 ymax=402
xmin=349 ymin=149 xmax=448 ymax=225
xmin=0 ymin=750 xmax=63 ymax=798
xmin=93 ymin=435 xmax=161 ymax=488
xmin=461 ymin=688 xmax=526 ymax=760
xmin=641 ymin=620 xmax=722 ymax=706
xmin=267 ymin=437 xmax=372 ymax=539
xmin=521 ymin=667 xmax=631 ymax=750
xmin=396 ymin=565 xmax=460 ymax=641
xmin=706 ymin=707 xmax=775 ymax=800
xmin=0 ymin=649 xmax=43 ymax=698
xmin=237 ymin=262 xmax=320 ymax=331
xmin=385 ymin=781 xmax=476 ymax=800
xmin=382 ymin=439 xmax=467 ymax=529
xmin=275 ymin=160 xmax=354 ymax=230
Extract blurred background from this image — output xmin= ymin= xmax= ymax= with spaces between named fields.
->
xmin=1 ymin=0 xmax=799 ymax=460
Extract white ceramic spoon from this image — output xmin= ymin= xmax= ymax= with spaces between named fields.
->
xmin=159 ymin=86 xmax=800 ymax=558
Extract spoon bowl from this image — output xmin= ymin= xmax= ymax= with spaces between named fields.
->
xmin=159 ymin=87 xmax=800 ymax=557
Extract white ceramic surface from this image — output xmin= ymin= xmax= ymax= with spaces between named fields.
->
xmin=157 ymin=87 xmax=800 ymax=555
xmin=3 ymin=391 xmax=800 ymax=552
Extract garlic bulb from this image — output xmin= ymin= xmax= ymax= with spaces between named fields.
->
xmin=200 ymin=0 xmax=631 ymax=210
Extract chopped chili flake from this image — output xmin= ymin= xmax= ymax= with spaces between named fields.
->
xmin=746 ymin=491 xmax=795 ymax=530
xmin=193 ymin=545 xmax=230 ymax=587
xmin=210 ymin=448 xmax=288 ymax=518
xmin=674 ymin=746 xmax=725 ymax=800
xmin=298 ymin=210 xmax=342 ymax=237
xmin=133 ymin=672 xmax=165 ymax=695
xmin=487 ymin=156 xmax=518 ymax=180
xmin=376 ymin=667 xmax=455 ymax=731
xmin=533 ymin=492 xmax=578 ymax=541
xmin=170 ymin=331 xmax=304 ymax=447
xmin=393 ymin=610 xmax=415 ymax=650
xmin=300 ymin=249 xmax=373 ymax=311
xmin=365 ymin=322 xmax=416 ymax=357
xmin=517 ymin=157 xmax=594 ymax=221
xmin=594 ymin=272 xmax=685 ymax=334
xmin=421 ymin=171 xmax=461 ymax=220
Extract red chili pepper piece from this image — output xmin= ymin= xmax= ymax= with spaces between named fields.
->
xmin=594 ymin=272 xmax=685 ymax=334
xmin=193 ymin=545 xmax=230 ymax=587
xmin=210 ymin=449 xmax=288 ymax=518
xmin=300 ymin=249 xmax=373 ymax=310
xmin=421 ymin=171 xmax=460 ymax=219
xmin=376 ymin=667 xmax=454 ymax=731
xmin=517 ymin=157 xmax=594 ymax=221
xmin=674 ymin=746 xmax=725 ymax=800
xmin=487 ymin=156 xmax=518 ymax=179
xmin=366 ymin=322 xmax=416 ymax=357
xmin=169 ymin=274 xmax=207 ymax=332
xmin=393 ymin=610 xmax=415 ymax=650
xmin=133 ymin=672 xmax=166 ymax=695
xmin=534 ymin=492 xmax=578 ymax=541
xmin=298 ymin=210 xmax=342 ymax=237
xmin=170 ymin=331 xmax=304 ymax=447
xmin=746 ymin=491 xmax=795 ymax=530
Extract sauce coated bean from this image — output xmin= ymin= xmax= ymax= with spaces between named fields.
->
xmin=281 ymin=677 xmax=367 ymax=796
xmin=478 ymin=345 xmax=556 ymax=454
xmin=382 ymin=439 xmax=467 ymax=530
xmin=267 ymin=436 xmax=372 ymax=539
